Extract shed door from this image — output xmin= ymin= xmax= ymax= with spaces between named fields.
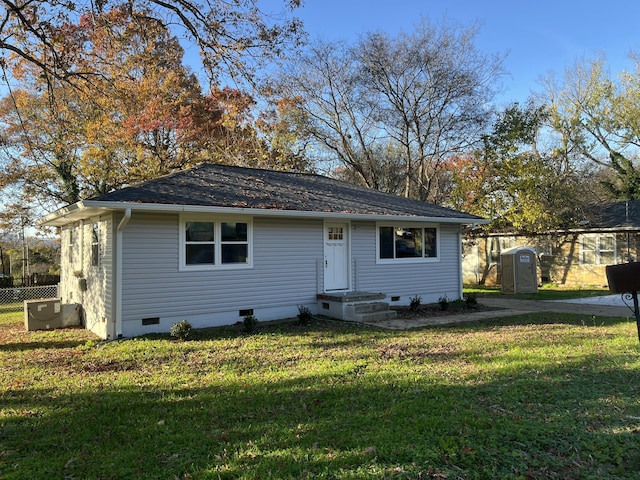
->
xmin=516 ymin=251 xmax=537 ymax=293
xmin=501 ymin=254 xmax=515 ymax=294
xmin=324 ymin=223 xmax=349 ymax=291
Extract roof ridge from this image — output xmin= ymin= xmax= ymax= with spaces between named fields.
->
xmin=197 ymin=162 xmax=336 ymax=183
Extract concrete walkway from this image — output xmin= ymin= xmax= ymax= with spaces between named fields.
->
xmin=365 ymin=295 xmax=637 ymax=330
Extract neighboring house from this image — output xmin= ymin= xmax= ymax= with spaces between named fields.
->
xmin=463 ymin=200 xmax=640 ymax=288
xmin=39 ymin=164 xmax=485 ymax=339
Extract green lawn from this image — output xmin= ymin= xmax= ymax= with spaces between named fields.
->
xmin=1 ymin=310 xmax=639 ymax=479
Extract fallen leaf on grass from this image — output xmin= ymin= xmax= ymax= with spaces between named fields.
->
xmin=362 ymin=446 xmax=377 ymax=456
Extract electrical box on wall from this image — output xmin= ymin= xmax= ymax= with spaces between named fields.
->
xmin=24 ymin=298 xmax=63 ymax=331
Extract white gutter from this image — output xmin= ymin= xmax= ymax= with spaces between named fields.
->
xmin=457 ymin=226 xmax=464 ymax=300
xmin=37 ymin=201 xmax=84 ymax=226
xmin=43 ymin=200 xmax=488 ymax=226
xmin=115 ymin=208 xmax=131 ymax=338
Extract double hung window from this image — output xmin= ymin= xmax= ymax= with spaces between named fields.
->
xmin=91 ymin=223 xmax=100 ymax=267
xmin=580 ymin=234 xmax=616 ymax=265
xmin=68 ymin=229 xmax=74 ymax=264
xmin=181 ymin=216 xmax=251 ymax=269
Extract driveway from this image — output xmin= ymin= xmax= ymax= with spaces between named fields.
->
xmin=480 ymin=295 xmax=634 ymax=318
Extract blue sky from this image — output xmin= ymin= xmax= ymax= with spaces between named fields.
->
xmin=292 ymin=0 xmax=640 ymax=105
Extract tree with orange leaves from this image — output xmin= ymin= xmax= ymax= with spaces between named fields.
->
xmin=0 ymin=0 xmax=303 ymax=86
xmin=0 ymin=7 xmax=308 ymax=225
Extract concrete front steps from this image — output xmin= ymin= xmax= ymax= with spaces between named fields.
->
xmin=316 ymin=291 xmax=397 ymax=323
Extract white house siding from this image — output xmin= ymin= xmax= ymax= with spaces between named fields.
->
xmin=59 ymin=224 xmax=78 ymax=305
xmin=351 ymin=221 xmax=463 ymax=305
xmin=103 ymin=215 xmax=115 ymax=337
xmin=59 ymin=215 xmax=113 ymax=339
xmin=119 ymin=213 xmax=324 ymax=337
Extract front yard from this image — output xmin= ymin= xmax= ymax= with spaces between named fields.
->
xmin=1 ymin=308 xmax=639 ymax=479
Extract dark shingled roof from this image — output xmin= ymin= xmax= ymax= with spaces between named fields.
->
xmin=587 ymin=200 xmax=640 ymax=229
xmin=88 ymin=163 xmax=482 ymax=221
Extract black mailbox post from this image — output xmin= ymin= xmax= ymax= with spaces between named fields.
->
xmin=605 ymin=262 xmax=640 ymax=342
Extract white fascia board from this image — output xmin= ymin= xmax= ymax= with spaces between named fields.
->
xmin=40 ymin=200 xmax=488 ymax=226
xmin=37 ymin=201 xmax=116 ymax=227
xmin=37 ymin=202 xmax=83 ymax=226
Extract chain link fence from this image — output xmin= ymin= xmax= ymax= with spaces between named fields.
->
xmin=0 ymin=285 xmax=60 ymax=313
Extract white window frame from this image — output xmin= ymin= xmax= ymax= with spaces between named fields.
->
xmin=179 ymin=214 xmax=253 ymax=271
xmin=91 ymin=222 xmax=100 ymax=267
xmin=598 ymin=235 xmax=616 ymax=265
xmin=68 ymin=228 xmax=74 ymax=264
xmin=580 ymin=234 xmax=616 ymax=265
xmin=376 ymin=222 xmax=440 ymax=264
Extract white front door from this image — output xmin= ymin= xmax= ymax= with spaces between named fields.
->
xmin=324 ymin=222 xmax=349 ymax=291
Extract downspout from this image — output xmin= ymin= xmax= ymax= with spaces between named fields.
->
xmin=115 ymin=208 xmax=132 ymax=338
xmin=79 ymin=220 xmax=85 ymax=306
xmin=458 ymin=226 xmax=464 ymax=300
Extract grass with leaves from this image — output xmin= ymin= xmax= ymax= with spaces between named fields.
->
xmin=1 ymin=309 xmax=640 ymax=479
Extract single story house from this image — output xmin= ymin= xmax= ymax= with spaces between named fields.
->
xmin=39 ymin=163 xmax=485 ymax=339
xmin=462 ymin=200 xmax=640 ymax=288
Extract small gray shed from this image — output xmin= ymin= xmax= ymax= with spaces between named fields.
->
xmin=501 ymin=247 xmax=538 ymax=294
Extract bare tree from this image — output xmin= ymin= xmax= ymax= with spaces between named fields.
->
xmin=270 ymin=18 xmax=506 ymax=201
xmin=269 ymin=41 xmax=391 ymax=189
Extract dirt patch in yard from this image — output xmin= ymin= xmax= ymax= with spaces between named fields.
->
xmin=391 ymin=301 xmax=500 ymax=320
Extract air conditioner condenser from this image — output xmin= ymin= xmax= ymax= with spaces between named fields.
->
xmin=24 ymin=298 xmax=63 ymax=331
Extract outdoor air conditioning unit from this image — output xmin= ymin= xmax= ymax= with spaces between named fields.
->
xmin=24 ymin=298 xmax=63 ymax=331
xmin=61 ymin=303 xmax=82 ymax=327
